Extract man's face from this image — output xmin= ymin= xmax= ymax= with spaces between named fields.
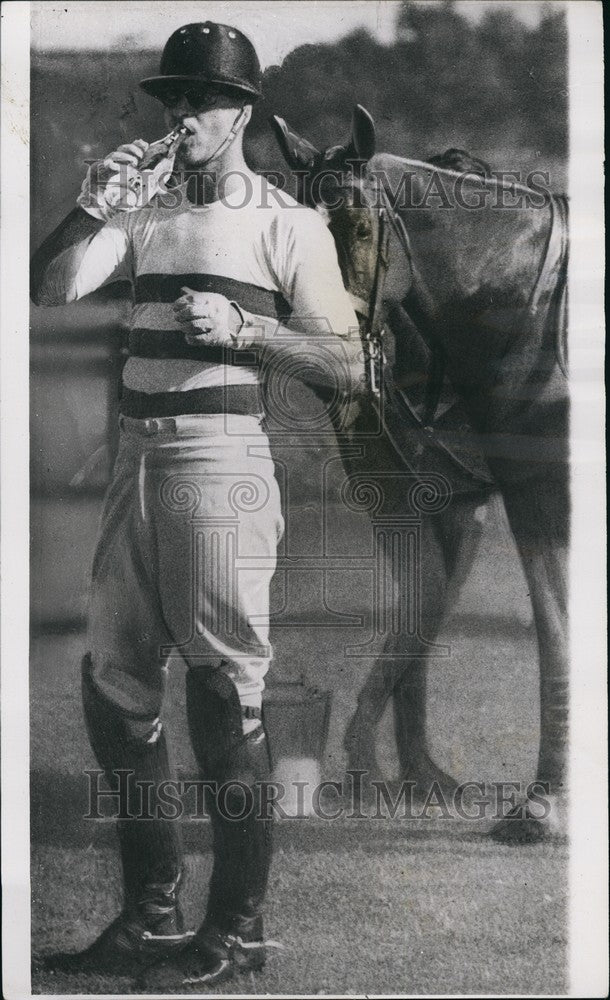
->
xmin=160 ymin=87 xmax=249 ymax=167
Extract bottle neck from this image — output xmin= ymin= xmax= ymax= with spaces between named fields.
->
xmin=166 ymin=126 xmax=190 ymax=155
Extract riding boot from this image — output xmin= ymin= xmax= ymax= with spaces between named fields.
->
xmin=81 ymin=654 xmax=184 ymax=904
xmin=184 ymin=666 xmax=273 ymax=929
xmin=43 ymin=656 xmax=189 ymax=973
xmin=139 ymin=665 xmax=274 ymax=991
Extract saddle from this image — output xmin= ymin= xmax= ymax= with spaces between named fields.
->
xmin=382 ymin=311 xmax=495 ymax=494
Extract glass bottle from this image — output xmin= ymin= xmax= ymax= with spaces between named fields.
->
xmin=137 ymin=124 xmax=190 ymax=172
xmin=127 ymin=124 xmax=190 ymax=200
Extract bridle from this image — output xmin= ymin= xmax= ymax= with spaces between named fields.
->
xmin=334 ymin=175 xmax=413 ymax=400
xmin=352 ymin=200 xmax=391 ymax=397
xmin=330 ymin=173 xmax=447 ymax=427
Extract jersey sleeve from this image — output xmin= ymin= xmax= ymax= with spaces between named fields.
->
xmin=37 ymin=212 xmax=133 ymax=306
xmin=265 ymin=207 xmax=359 ymax=339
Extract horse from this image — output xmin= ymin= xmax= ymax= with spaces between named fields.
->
xmin=271 ymin=105 xmax=569 ymax=843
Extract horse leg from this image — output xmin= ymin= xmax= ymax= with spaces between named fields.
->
xmin=490 ymin=477 xmax=568 ymax=843
xmin=342 ymin=508 xmax=450 ymax=794
xmin=344 ymin=492 xmax=487 ymax=799
xmin=392 ymin=493 xmax=488 ymax=799
xmin=343 ymin=657 xmax=400 ymax=784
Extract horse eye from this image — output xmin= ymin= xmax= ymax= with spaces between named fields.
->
xmin=356 ymin=221 xmax=371 ymax=239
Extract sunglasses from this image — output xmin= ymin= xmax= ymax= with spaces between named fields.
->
xmin=158 ymin=88 xmax=235 ymax=111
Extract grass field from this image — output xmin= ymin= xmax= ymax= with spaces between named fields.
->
xmin=30 ymin=493 xmax=568 ymax=995
xmin=32 ymin=827 xmax=567 ymax=995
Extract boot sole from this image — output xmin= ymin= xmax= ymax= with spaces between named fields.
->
xmin=141 ymin=952 xmax=266 ymax=991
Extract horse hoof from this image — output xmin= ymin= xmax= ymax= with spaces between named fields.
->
xmin=490 ymin=815 xmax=548 ymax=845
xmin=401 ymin=753 xmax=460 ymax=802
xmin=490 ymin=795 xmax=567 ymax=845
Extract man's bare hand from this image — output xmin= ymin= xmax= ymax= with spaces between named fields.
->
xmin=173 ymin=288 xmax=243 ymax=346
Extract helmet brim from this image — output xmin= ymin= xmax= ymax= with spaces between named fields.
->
xmin=139 ymin=75 xmax=261 ymax=101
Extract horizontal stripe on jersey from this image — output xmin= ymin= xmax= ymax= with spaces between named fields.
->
xmin=121 ymin=356 xmax=260 ymax=394
xmin=128 ymin=329 xmax=259 ymax=365
xmin=135 ymin=273 xmax=291 ymax=319
xmin=119 ymin=384 xmax=262 ymax=418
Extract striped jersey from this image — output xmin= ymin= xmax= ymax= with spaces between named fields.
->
xmin=39 ymin=173 xmax=359 ymax=394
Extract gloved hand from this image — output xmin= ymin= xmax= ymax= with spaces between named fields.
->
xmin=173 ymin=288 xmax=246 ymax=346
xmin=76 ymin=139 xmax=171 ymax=221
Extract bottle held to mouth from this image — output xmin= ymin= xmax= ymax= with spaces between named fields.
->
xmin=78 ymin=125 xmax=191 ymax=219
xmin=137 ymin=125 xmax=190 ymax=172
xmin=129 ymin=124 xmax=190 ymax=194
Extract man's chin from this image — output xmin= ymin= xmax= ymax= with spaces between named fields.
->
xmin=175 ymin=151 xmax=212 ymax=172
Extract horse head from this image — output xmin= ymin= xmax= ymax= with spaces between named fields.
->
xmin=271 ymin=105 xmax=384 ymax=320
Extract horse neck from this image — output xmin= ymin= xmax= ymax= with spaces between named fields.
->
xmin=372 ymin=155 xmax=553 ymax=335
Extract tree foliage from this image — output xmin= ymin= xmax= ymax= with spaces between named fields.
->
xmin=31 ymin=3 xmax=567 ymax=242
xmin=254 ymin=1 xmax=567 ymax=162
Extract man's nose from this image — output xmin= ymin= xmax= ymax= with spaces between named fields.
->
xmin=168 ymin=96 xmax=192 ymax=118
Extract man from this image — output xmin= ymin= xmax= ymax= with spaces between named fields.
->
xmin=31 ymin=21 xmax=361 ymax=990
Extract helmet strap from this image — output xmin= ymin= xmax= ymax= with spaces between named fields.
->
xmin=198 ymin=106 xmax=249 ymax=168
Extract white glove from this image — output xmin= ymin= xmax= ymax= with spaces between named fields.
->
xmin=172 ymin=289 xmax=246 ymax=346
xmin=77 ymin=139 xmax=174 ymax=220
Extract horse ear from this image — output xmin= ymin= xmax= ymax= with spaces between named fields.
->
xmin=335 ymin=104 xmax=376 ymax=167
xmin=350 ymin=104 xmax=376 ymax=162
xmin=270 ymin=115 xmax=320 ymax=171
